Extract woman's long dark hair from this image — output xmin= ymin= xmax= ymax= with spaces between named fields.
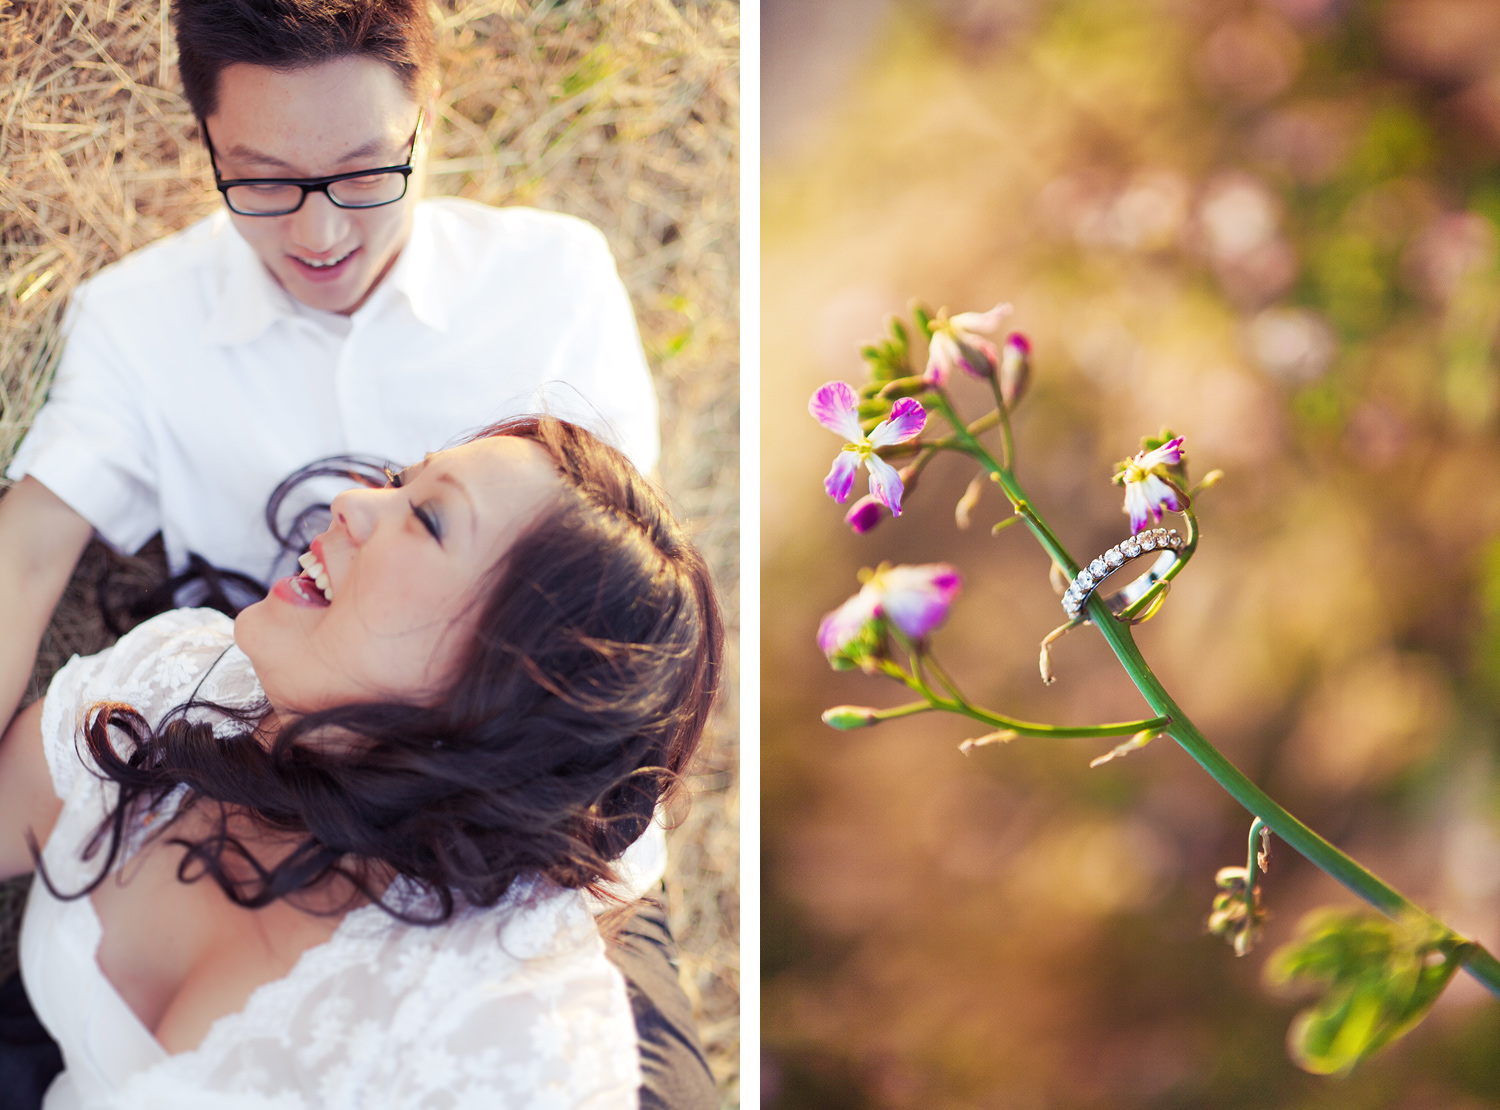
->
xmin=38 ymin=417 xmax=724 ymax=924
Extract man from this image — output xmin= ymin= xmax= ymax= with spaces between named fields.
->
xmin=0 ymin=1 xmax=712 ymax=1106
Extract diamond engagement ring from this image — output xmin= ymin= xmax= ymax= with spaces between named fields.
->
xmin=1062 ymin=527 xmax=1183 ymax=620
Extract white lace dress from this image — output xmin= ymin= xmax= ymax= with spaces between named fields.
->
xmin=20 ymin=609 xmax=642 ymax=1110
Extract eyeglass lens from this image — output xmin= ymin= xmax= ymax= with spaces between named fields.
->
xmin=224 ymin=171 xmax=408 ymax=216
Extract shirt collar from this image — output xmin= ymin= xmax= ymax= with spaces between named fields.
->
xmin=200 ymin=211 xmax=302 ymax=347
xmin=363 ymin=203 xmax=449 ymax=332
xmin=200 ymin=204 xmax=449 ymax=345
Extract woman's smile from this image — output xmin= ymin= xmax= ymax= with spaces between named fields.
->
xmin=237 ymin=436 xmax=561 ymax=712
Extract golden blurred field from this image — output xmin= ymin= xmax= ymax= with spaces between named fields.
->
xmin=0 ymin=0 xmax=739 ymax=1102
xmin=764 ymin=1 xmax=1500 ymax=1106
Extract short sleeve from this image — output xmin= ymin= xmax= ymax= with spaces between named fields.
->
xmin=6 ymin=278 xmax=161 ymax=553
xmin=38 ymin=609 xmax=240 ymax=800
xmin=38 ymin=650 xmax=113 ymax=801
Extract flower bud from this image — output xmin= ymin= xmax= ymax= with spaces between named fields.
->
xmin=1089 ymin=728 xmax=1159 ymax=768
xmin=1039 ymin=642 xmax=1056 ymax=685
xmin=844 ymin=495 xmax=885 ymax=534
xmin=999 ymin=332 xmax=1031 ymax=408
xmin=1207 ymin=865 xmax=1264 ymax=957
xmin=954 ymin=474 xmax=985 ymax=530
xmin=821 ymin=705 xmax=880 ymax=730
xmin=959 ymin=729 xmax=1018 ymax=754
xmin=877 ymin=376 xmax=930 ymax=400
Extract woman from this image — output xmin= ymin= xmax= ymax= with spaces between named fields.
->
xmin=0 ymin=417 xmax=723 ymax=1109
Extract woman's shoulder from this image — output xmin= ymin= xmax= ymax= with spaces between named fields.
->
xmin=40 ymin=609 xmax=244 ymax=796
xmin=54 ymin=608 xmax=240 ymax=720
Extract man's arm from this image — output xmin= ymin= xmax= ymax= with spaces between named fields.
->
xmin=0 ymin=477 xmax=94 ymax=739
xmin=0 ymin=699 xmax=60 ymax=879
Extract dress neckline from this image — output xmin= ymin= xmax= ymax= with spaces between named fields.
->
xmin=80 ymin=873 xmax=388 ymax=1063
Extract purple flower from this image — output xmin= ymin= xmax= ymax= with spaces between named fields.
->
xmin=1114 ymin=436 xmax=1188 ymax=533
xmin=924 ymin=302 xmax=1013 ymax=386
xmin=809 ymin=382 xmax=927 ymax=515
xmin=817 ymin=588 xmax=882 ymax=667
xmin=998 ymin=332 xmax=1031 ymax=407
xmin=844 ymin=494 xmax=886 ymax=534
xmin=872 ymin=563 xmax=962 ymax=639
xmin=818 ymin=562 xmax=963 ymax=669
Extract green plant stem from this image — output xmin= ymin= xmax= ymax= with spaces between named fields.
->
xmin=866 ymin=701 xmax=942 ymax=724
xmin=886 ymin=396 xmax=1500 ymax=996
xmin=928 ymin=420 xmax=1500 ymax=997
xmin=1246 ymin=817 xmax=1268 ymax=893
xmin=1115 ymin=505 xmax=1201 ymax=622
xmin=928 ymin=392 xmax=1080 ymax=573
xmin=986 ymin=377 xmax=1015 ymax=470
xmin=1097 ymin=610 xmax=1500 ymax=996
xmin=874 ymin=658 xmax=1169 ymax=740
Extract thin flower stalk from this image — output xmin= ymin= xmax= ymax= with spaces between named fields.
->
xmin=917 ymin=394 xmax=1500 ymax=998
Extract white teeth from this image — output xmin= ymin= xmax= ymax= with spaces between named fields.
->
xmin=298 ymin=552 xmax=334 ymax=602
xmin=296 ymin=251 xmax=350 ymax=269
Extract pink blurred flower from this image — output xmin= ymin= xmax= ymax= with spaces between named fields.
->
xmin=1114 ymin=436 xmax=1188 ymax=533
xmin=818 ymin=562 xmax=963 ymax=668
xmin=873 ymin=563 xmax=963 ymax=639
xmin=809 ymin=382 xmax=927 ymax=516
xmin=924 ymin=302 xmax=1013 ymax=386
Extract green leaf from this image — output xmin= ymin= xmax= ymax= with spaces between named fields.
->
xmin=1265 ymin=910 xmax=1471 ymax=1075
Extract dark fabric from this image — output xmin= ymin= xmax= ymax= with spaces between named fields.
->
xmin=0 ymin=973 xmax=61 ymax=1110
xmin=607 ymin=892 xmax=718 ymax=1110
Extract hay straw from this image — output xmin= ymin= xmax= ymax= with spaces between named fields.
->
xmin=0 ymin=1 xmax=739 ymax=1101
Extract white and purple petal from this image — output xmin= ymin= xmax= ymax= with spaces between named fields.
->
xmin=1142 ymin=473 xmax=1183 ymax=513
xmin=808 ymin=381 xmax=866 ymax=442
xmin=1138 ymin=436 xmax=1185 ymax=469
xmin=875 ymin=564 xmax=963 ymax=639
xmin=949 ymin=302 xmax=1012 ymax=334
xmin=824 ymin=451 xmax=860 ymax=503
xmin=864 ymin=453 xmax=906 ymax=516
xmin=817 ymin=587 xmax=881 ymax=654
xmin=1124 ymin=483 xmax=1156 ymax=533
xmin=867 ymin=397 xmax=927 ymax=447
xmin=924 ymin=333 xmax=958 ymax=386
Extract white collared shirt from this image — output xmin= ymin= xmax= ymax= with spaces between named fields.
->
xmin=8 ymin=198 xmax=659 ymax=583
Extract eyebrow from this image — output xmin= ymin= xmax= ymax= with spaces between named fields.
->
xmin=223 ymin=135 xmax=397 ymax=174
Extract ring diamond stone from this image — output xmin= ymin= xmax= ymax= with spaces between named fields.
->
xmin=1062 ymin=527 xmax=1183 ymax=619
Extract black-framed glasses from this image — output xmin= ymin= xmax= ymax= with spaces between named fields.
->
xmin=203 ymin=109 xmax=423 ymax=217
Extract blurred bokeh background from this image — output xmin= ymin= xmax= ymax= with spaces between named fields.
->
xmin=762 ymin=0 xmax=1500 ymax=1106
xmin=1 ymin=0 xmax=739 ymax=1102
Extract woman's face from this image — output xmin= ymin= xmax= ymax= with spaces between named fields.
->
xmin=235 ymin=435 xmax=561 ymax=714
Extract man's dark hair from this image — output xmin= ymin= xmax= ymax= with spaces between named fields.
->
xmin=35 ymin=417 xmax=724 ymax=925
xmin=172 ymin=0 xmax=439 ymax=119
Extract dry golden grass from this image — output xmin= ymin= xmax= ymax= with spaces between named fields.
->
xmin=0 ymin=0 xmax=738 ymax=1101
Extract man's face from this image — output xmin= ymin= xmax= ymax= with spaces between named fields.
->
xmin=205 ymin=57 xmax=423 ymax=315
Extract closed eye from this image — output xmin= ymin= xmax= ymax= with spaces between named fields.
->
xmin=411 ymin=501 xmax=442 ymax=542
